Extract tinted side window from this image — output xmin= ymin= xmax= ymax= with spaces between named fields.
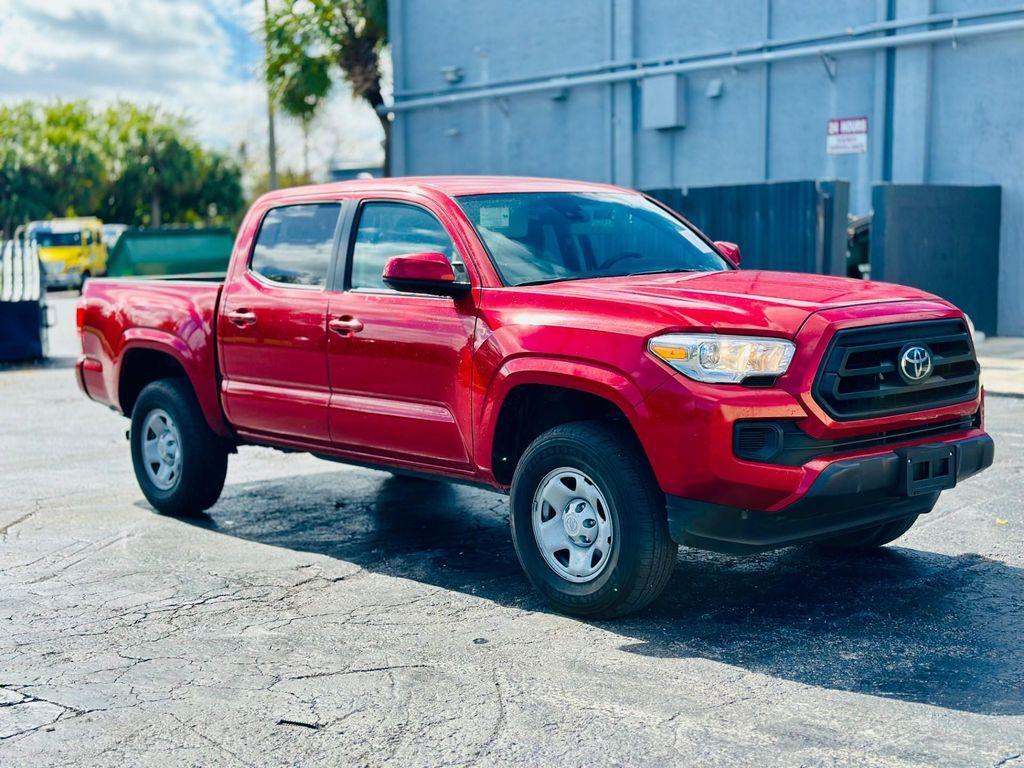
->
xmin=350 ymin=203 xmax=465 ymax=291
xmin=251 ymin=204 xmax=340 ymax=287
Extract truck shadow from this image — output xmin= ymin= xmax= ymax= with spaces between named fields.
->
xmin=181 ymin=468 xmax=1023 ymax=717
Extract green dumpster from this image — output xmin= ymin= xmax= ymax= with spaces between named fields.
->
xmin=105 ymin=227 xmax=234 ymax=277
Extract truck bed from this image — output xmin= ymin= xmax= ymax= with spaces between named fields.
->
xmin=77 ymin=277 xmax=229 ymax=435
xmin=110 ymin=272 xmax=227 ymax=282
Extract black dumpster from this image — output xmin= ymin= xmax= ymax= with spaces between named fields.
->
xmin=106 ymin=227 xmax=234 ymax=277
xmin=0 ymin=235 xmax=47 ymax=363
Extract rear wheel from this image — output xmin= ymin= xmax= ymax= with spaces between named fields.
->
xmin=130 ymin=378 xmax=228 ymax=517
xmin=509 ymin=421 xmax=677 ymax=618
xmin=814 ymin=514 xmax=919 ymax=551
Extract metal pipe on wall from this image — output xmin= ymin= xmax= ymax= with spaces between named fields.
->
xmin=386 ymin=16 xmax=1024 ymax=113
xmin=394 ymin=3 xmax=1024 ymax=102
xmin=762 ymin=0 xmax=772 ymax=181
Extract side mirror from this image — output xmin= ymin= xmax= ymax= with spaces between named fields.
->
xmin=382 ymin=251 xmax=471 ymax=297
xmin=714 ymin=241 xmax=741 ymax=268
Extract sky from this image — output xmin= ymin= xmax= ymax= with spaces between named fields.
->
xmin=0 ymin=0 xmax=385 ymax=178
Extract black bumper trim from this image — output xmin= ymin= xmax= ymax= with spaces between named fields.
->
xmin=733 ymin=410 xmax=980 ymax=466
xmin=667 ymin=433 xmax=994 ymax=555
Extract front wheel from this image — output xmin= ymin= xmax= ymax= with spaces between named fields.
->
xmin=510 ymin=421 xmax=677 ymax=618
xmin=130 ymin=378 xmax=228 ymax=517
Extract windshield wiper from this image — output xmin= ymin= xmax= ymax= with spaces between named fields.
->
xmin=516 ymin=269 xmax=709 ymax=286
xmin=624 ymin=268 xmax=707 ymax=277
xmin=514 ymin=276 xmax=584 ymax=287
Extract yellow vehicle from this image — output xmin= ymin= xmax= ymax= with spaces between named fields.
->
xmin=30 ymin=217 xmax=108 ymax=290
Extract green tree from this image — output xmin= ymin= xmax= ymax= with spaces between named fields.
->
xmin=0 ymin=100 xmax=244 ymax=233
xmin=266 ymin=0 xmax=389 ymax=175
xmin=0 ymin=106 xmax=52 ymax=235
xmin=99 ymin=103 xmax=200 ymax=226
xmin=267 ymin=32 xmax=332 ymax=176
xmin=0 ymin=101 xmax=106 ymax=234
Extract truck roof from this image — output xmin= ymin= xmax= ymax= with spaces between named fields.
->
xmin=258 ymin=175 xmax=631 ymax=204
xmin=29 ymin=217 xmax=103 ymax=233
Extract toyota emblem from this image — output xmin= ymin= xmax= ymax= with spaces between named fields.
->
xmin=899 ymin=345 xmax=933 ymax=383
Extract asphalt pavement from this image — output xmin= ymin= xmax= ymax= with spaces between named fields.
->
xmin=1 ymin=292 xmax=1022 ymax=767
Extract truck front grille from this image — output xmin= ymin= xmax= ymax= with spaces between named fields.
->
xmin=813 ymin=319 xmax=979 ymax=420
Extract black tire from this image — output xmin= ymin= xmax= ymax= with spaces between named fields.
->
xmin=130 ymin=378 xmax=228 ymax=517
xmin=509 ymin=421 xmax=677 ymax=619
xmin=813 ymin=514 xmax=919 ymax=551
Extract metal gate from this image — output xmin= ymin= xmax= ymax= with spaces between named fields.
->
xmin=644 ymin=180 xmax=849 ymax=275
xmin=0 ymin=233 xmax=47 ymax=362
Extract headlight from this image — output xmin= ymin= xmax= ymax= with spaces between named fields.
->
xmin=648 ymin=333 xmax=796 ymax=384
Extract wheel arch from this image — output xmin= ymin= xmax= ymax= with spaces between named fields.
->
xmin=116 ymin=332 xmax=231 ymax=437
xmin=480 ymin=359 xmax=651 ymax=487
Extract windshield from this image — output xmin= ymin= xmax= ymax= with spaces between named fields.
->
xmin=35 ymin=231 xmax=81 ymax=247
xmin=457 ymin=192 xmax=728 ymax=286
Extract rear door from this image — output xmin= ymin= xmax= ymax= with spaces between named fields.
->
xmin=325 ymin=198 xmax=477 ymax=469
xmin=218 ymin=202 xmax=343 ymax=444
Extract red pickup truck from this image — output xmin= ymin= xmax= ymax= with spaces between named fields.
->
xmin=77 ymin=176 xmax=994 ymax=617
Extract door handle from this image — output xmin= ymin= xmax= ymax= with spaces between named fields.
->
xmin=226 ymin=308 xmax=257 ymax=328
xmin=329 ymin=316 xmax=364 ymax=336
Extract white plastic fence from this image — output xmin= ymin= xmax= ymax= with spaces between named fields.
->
xmin=0 ymin=236 xmax=42 ymax=303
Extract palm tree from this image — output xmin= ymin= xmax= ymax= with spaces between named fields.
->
xmin=266 ymin=0 xmax=390 ymax=175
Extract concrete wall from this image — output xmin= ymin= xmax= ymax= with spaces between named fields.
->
xmin=389 ymin=0 xmax=1024 ymax=334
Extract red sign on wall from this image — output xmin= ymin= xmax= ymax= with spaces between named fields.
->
xmin=827 ymin=116 xmax=868 ymax=155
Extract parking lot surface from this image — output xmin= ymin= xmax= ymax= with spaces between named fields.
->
xmin=1 ymin=294 xmax=1022 ymax=767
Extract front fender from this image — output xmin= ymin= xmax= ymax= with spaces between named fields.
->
xmin=475 ymin=355 xmax=654 ymax=481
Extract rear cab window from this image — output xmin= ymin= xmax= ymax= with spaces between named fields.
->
xmin=250 ymin=203 xmax=341 ymax=288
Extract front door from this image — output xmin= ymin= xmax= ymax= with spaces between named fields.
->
xmin=326 ymin=200 xmax=476 ymax=469
xmin=218 ymin=202 xmax=342 ymax=444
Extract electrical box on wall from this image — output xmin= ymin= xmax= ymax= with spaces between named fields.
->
xmin=641 ymin=74 xmax=688 ymax=130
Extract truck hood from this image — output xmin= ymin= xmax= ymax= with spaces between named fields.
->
xmin=38 ymin=245 xmax=84 ymax=263
xmin=527 ymin=270 xmax=948 ymax=337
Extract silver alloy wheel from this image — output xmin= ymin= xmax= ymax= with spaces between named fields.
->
xmin=531 ymin=467 xmax=615 ymax=583
xmin=141 ymin=408 xmax=182 ymax=491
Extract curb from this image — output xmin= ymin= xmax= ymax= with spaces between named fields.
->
xmin=986 ymin=390 xmax=1024 ymax=400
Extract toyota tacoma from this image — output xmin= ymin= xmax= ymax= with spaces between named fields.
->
xmin=77 ymin=177 xmax=994 ymax=617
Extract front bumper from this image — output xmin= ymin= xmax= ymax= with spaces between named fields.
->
xmin=666 ymin=433 xmax=994 ymax=554
xmin=43 ymin=268 xmax=82 ymax=289
xmin=635 ymin=302 xmax=986 ymax=511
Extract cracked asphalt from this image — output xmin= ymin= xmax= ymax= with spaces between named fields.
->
xmin=1 ymin=293 xmax=1022 ymax=767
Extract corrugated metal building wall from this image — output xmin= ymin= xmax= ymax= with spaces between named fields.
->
xmin=388 ymin=0 xmax=1024 ymax=334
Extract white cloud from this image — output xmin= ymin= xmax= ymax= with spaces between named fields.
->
xmin=0 ymin=0 xmax=384 ymax=180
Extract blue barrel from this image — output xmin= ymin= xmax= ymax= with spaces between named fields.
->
xmin=0 ymin=236 xmax=47 ymax=362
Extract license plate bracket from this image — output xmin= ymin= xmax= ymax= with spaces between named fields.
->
xmin=897 ymin=443 xmax=958 ymax=496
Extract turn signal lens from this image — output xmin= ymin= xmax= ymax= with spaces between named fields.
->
xmin=648 ymin=344 xmax=689 ymax=361
xmin=648 ymin=333 xmax=796 ymax=384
